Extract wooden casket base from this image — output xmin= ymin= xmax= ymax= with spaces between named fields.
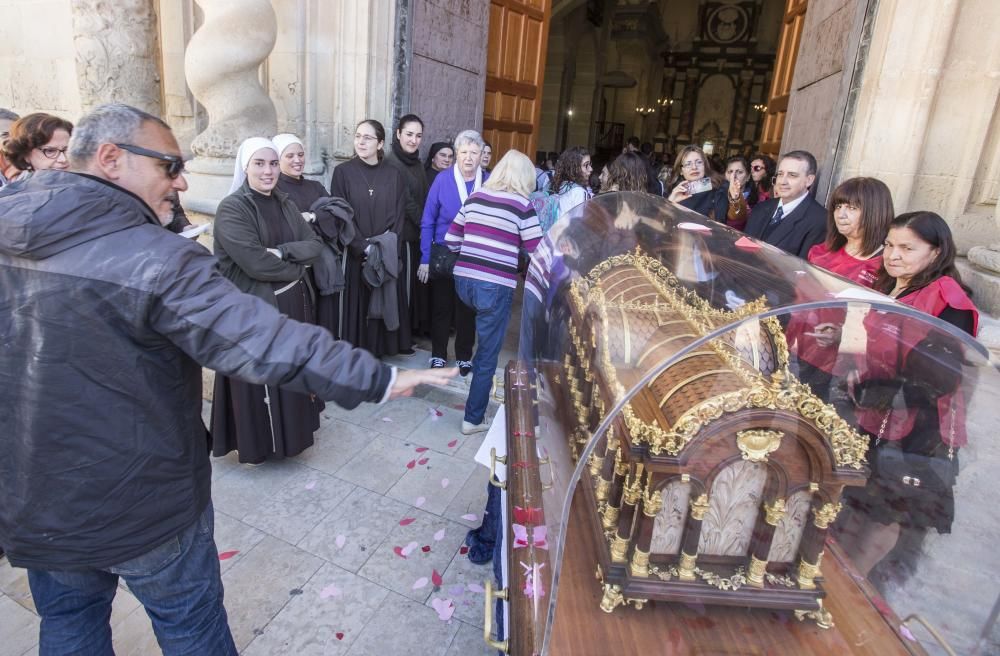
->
xmin=548 ymin=489 xmax=924 ymax=655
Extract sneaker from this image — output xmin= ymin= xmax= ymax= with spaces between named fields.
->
xmin=429 ymin=357 xmax=446 ymax=369
xmin=457 ymin=359 xmax=473 ymax=377
xmin=462 ymin=420 xmax=488 ymax=435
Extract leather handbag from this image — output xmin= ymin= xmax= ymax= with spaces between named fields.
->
xmin=429 ymin=242 xmax=458 ymax=280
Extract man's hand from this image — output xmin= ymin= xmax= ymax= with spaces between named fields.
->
xmin=389 ymin=367 xmax=458 ymax=399
xmin=417 ymin=263 xmax=430 ymax=284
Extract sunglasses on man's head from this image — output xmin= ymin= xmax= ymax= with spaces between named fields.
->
xmin=115 ymin=143 xmax=185 ymax=179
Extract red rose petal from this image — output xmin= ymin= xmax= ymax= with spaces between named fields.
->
xmin=405 ymin=460 xmax=416 ymax=469
xmin=218 ymin=550 xmax=239 ymax=561
xmin=421 ymin=545 xmax=431 ymax=552
xmin=447 ymin=439 xmax=458 ymax=448
xmin=459 ymin=546 xmax=469 ymax=555
xmin=431 ymin=569 xmax=443 ymax=586
xmin=417 ymin=457 xmax=429 ymax=465
xmin=393 ymin=546 xmax=407 ymax=559
xmin=415 ymin=447 xmax=429 ymax=453
xmin=336 ymin=632 xmax=344 ymax=640
xmin=399 ymin=517 xmax=416 ymax=526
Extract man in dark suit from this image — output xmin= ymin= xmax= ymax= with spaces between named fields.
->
xmin=744 ymin=150 xmax=827 ymax=258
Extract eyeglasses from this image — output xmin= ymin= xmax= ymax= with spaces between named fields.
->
xmin=38 ymin=146 xmax=69 ymax=160
xmin=354 ymin=134 xmax=378 ymax=143
xmin=751 ymin=165 xmax=766 ymax=172
xmin=681 ymin=160 xmax=704 ymax=169
xmin=115 ymin=143 xmax=185 ymax=179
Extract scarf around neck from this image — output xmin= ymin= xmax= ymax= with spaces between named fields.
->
xmin=452 ymin=164 xmax=482 ymax=204
xmin=391 ymin=139 xmax=421 ymax=166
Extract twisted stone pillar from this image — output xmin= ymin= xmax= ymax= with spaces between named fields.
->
xmin=182 ymin=0 xmax=278 ymax=213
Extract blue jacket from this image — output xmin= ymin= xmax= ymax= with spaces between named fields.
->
xmin=420 ymin=166 xmax=489 ymax=264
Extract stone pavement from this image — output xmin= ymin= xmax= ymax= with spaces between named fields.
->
xmin=0 ymin=353 xmax=504 ymax=656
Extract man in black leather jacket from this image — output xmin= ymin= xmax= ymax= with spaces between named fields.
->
xmin=0 ymin=103 xmax=454 ymax=655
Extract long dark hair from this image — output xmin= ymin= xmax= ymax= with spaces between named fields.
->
xmin=748 ymin=153 xmax=776 ymax=205
xmin=874 ymin=211 xmax=969 ymax=295
xmin=825 ymin=177 xmax=894 ymax=257
xmin=549 ymin=146 xmax=589 ymax=192
xmin=606 ymin=152 xmax=647 ymax=192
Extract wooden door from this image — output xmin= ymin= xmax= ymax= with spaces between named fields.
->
xmin=760 ymin=0 xmax=808 ymax=158
xmin=483 ymin=0 xmax=551 ymax=161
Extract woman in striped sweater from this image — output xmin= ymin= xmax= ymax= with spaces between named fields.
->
xmin=445 ymin=149 xmax=542 ymax=434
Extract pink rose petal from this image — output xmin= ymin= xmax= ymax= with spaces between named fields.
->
xmin=431 ymin=597 xmax=455 ymax=621
xmin=319 ymin=584 xmax=341 ymax=599
xmin=432 ymin=569 xmax=444 ymax=586
xmin=399 ymin=517 xmax=416 ymax=526
xmin=414 ymin=496 xmax=426 ymax=507
xmin=447 ymin=439 xmax=458 ymax=448
xmin=440 ymin=478 xmax=450 ymax=488
xmin=305 ymin=480 xmax=317 ymax=490
xmin=382 ymin=417 xmax=394 ymax=422
xmin=900 ymin=626 xmax=916 ymax=642
xmin=393 ymin=546 xmax=407 ymax=559
xmin=335 ymin=534 xmax=346 ymax=549
xmin=218 ymin=550 xmax=239 ymax=561
xmin=415 ymin=447 xmax=429 ymax=453
xmin=401 ymin=541 xmax=419 ymax=556
xmin=417 ymin=457 xmax=429 ymax=465
xmin=406 ymin=460 xmax=416 ymax=469
xmin=412 ymin=577 xmax=428 ymax=590
xmin=467 ymin=582 xmax=485 ymax=593
xmin=461 ymin=513 xmax=477 ymax=521
xmin=433 ymin=528 xmax=445 ymax=541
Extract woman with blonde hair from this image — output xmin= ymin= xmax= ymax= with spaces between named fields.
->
xmin=444 ymin=149 xmax=542 ymax=434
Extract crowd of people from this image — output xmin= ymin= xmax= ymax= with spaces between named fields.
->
xmin=0 ymin=101 xmax=984 ymax=653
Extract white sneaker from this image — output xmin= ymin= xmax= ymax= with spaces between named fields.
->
xmin=429 ymin=357 xmax=446 ymax=369
xmin=461 ymin=420 xmax=488 ymax=435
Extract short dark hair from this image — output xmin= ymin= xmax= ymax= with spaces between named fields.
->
xmin=626 ymin=136 xmax=640 ymax=149
xmin=3 ymin=112 xmax=74 ymax=170
xmin=874 ymin=211 xmax=968 ymax=295
xmin=396 ymin=114 xmax=423 ymax=133
xmin=826 ymin=177 xmax=895 ymax=257
xmin=640 ymin=141 xmax=653 ymax=155
xmin=779 ymin=149 xmax=817 ymax=176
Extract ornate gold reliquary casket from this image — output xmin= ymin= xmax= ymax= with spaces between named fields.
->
xmin=559 ymin=251 xmax=869 ymax=620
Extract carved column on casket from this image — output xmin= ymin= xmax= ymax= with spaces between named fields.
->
xmin=602 ymin=446 xmax=628 ymax=532
xmin=181 ymin=0 xmax=278 ymax=213
xmin=70 ymin=0 xmax=162 ymax=114
xmin=746 ymin=497 xmax=787 ymax=588
xmin=677 ymin=490 xmax=711 ymax=580
xmin=796 ymin=501 xmax=842 ymax=589
xmin=610 ymin=463 xmax=644 ymax=565
xmin=629 ymin=473 xmax=663 ymax=579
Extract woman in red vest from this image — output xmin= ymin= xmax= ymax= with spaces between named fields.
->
xmin=790 ymin=177 xmax=895 ymax=399
xmin=839 ymin=211 xmax=978 ymax=583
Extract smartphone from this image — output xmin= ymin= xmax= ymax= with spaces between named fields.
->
xmin=687 ymin=177 xmax=712 ymax=195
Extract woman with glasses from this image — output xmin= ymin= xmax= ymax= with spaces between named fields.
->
xmin=546 ymin=146 xmax=594 ymax=219
xmin=1 ymin=113 xmax=73 ymax=183
xmin=748 ymin=153 xmax=776 ymax=208
xmin=418 ymin=129 xmax=487 ymax=374
xmin=211 ymin=137 xmax=326 ymax=464
xmin=330 ymin=119 xmax=412 ymax=357
xmin=665 ymin=145 xmax=724 ymax=215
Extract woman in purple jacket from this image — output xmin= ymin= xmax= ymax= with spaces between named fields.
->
xmin=417 ymin=129 xmax=488 ymax=374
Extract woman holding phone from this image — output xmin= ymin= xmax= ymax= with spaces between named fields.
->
xmin=666 ymin=145 xmax=723 ymax=215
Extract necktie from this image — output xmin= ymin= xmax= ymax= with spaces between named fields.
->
xmin=769 ymin=204 xmax=784 ymax=226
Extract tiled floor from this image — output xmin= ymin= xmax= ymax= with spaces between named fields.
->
xmin=0 ymin=342 xmax=505 ymax=656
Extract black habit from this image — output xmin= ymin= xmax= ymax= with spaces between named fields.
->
xmin=330 ymin=157 xmax=412 ymax=356
xmin=211 ymin=188 xmax=324 ymax=463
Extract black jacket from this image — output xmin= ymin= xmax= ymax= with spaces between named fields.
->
xmin=384 ymin=142 xmax=429 ymax=243
xmin=213 ymin=181 xmax=324 ymax=307
xmin=744 ymin=195 xmax=827 ymax=259
xmin=0 ymin=171 xmax=392 ymax=570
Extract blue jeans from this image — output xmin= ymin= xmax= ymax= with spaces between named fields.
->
xmin=454 ymin=276 xmax=515 ymax=425
xmin=27 ymin=502 xmax=237 ymax=656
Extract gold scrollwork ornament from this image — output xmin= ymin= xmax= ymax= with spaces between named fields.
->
xmin=690 ymin=493 xmax=711 ymax=521
xmin=764 ymin=498 xmax=788 ymax=526
xmin=813 ymin=502 xmax=843 ymax=530
xmin=736 ymin=429 xmax=784 ymax=463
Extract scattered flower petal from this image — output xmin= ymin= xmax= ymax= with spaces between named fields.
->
xmin=406 ymin=460 xmax=416 ymax=469
xmin=433 ymin=528 xmax=445 ymax=541
xmin=467 ymin=582 xmax=485 ymax=593
xmin=412 ymin=577 xmax=428 ymax=590
xmin=393 ymin=546 xmax=407 ymax=559
xmin=418 ymin=457 xmax=429 ymax=465
xmin=335 ymin=632 xmax=345 ymax=640
xmin=319 ymin=584 xmax=341 ymax=599
xmin=335 ymin=535 xmax=346 ymax=549
xmin=382 ymin=417 xmax=394 ymax=422
xmin=447 ymin=439 xmax=458 ymax=448
xmin=399 ymin=517 xmax=416 ymax=526
xmin=441 ymin=478 xmax=450 ymax=488
xmin=415 ymin=447 xmax=429 ymax=453
xmin=305 ymin=480 xmax=317 ymax=490
xmin=402 ymin=541 xmax=419 ymax=556
xmin=414 ymin=496 xmax=426 ymax=507
xmin=459 ymin=546 xmax=469 ymax=555
xmin=900 ymin=626 xmax=916 ymax=642
xmin=431 ymin=597 xmax=455 ymax=621
xmin=421 ymin=545 xmax=431 ymax=552
xmin=461 ymin=513 xmax=478 ymax=521
xmin=432 ymin=569 xmax=444 ymax=586
xmin=218 ymin=550 xmax=239 ymax=561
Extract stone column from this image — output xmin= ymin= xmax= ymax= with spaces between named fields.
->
xmin=70 ymin=0 xmax=162 ymax=115
xmin=727 ymin=70 xmax=753 ymax=152
xmin=182 ymin=0 xmax=278 ymax=214
xmin=676 ymin=67 xmax=700 ymax=144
